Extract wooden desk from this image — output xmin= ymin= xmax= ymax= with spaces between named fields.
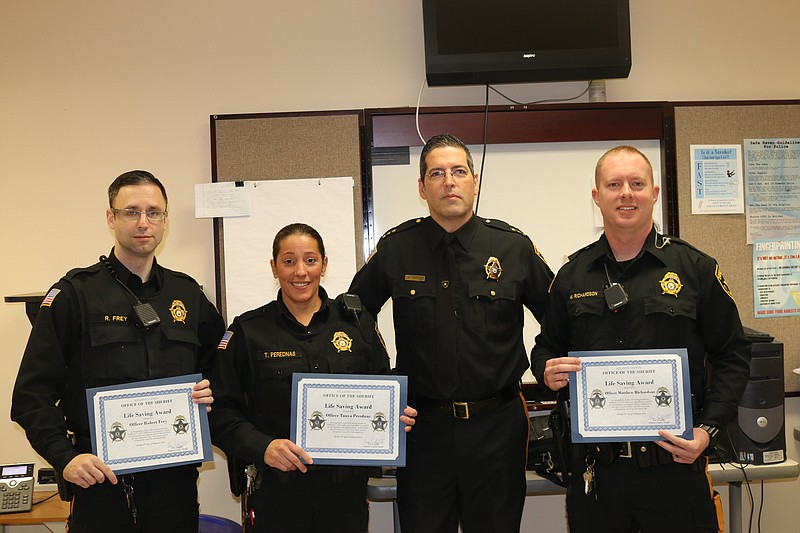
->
xmin=367 ymin=459 xmax=800 ymax=533
xmin=0 ymin=491 xmax=68 ymax=532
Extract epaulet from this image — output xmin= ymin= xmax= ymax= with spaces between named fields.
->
xmin=480 ymin=218 xmax=527 ymax=237
xmin=379 ymin=217 xmax=425 ymax=240
xmin=567 ymin=241 xmax=597 ymax=262
xmin=164 ymin=267 xmax=200 ymax=285
xmin=64 ymin=262 xmax=103 ymax=280
xmin=658 ymin=234 xmax=713 ymax=260
xmin=238 ymin=305 xmax=268 ymax=323
xmin=482 ymin=218 xmax=551 ymax=266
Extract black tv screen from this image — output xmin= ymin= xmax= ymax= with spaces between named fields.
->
xmin=422 ymin=0 xmax=632 ymax=86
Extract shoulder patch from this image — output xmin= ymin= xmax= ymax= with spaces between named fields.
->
xmin=40 ymin=288 xmax=61 ymax=307
xmin=715 ymin=264 xmax=735 ymax=301
xmin=217 ymin=330 xmax=234 ymax=349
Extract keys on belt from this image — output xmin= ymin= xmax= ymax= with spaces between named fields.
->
xmin=122 ymin=475 xmax=137 ymax=525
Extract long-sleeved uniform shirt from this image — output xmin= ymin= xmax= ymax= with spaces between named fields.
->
xmin=209 ymin=288 xmax=391 ymax=465
xmin=349 ymin=215 xmax=554 ymax=401
xmin=11 ymin=250 xmax=225 ymax=473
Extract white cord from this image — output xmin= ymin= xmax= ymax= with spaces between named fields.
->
xmin=653 ymin=221 xmax=671 ymax=248
xmin=415 ymin=76 xmax=426 ymax=144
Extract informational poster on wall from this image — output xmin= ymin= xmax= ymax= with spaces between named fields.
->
xmin=744 ymin=138 xmax=800 ymax=243
xmin=752 ymin=238 xmax=800 ymax=318
xmin=689 ymin=145 xmax=743 ymax=214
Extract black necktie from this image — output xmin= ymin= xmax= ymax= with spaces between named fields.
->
xmin=435 ymin=233 xmax=459 ymax=397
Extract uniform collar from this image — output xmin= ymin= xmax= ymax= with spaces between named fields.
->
xmin=276 ymin=286 xmax=331 ymax=329
xmin=427 ymin=214 xmax=478 ymax=252
xmin=586 ymin=226 xmax=668 ymax=268
xmin=108 ymin=248 xmax=163 ymax=293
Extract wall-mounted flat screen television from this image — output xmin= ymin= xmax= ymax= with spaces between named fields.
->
xmin=422 ymin=0 xmax=632 ymax=86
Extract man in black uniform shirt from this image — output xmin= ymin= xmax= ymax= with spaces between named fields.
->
xmin=11 ymin=170 xmax=225 ymax=533
xmin=531 ymin=146 xmax=751 ymax=532
xmin=348 ymin=134 xmax=554 ymax=533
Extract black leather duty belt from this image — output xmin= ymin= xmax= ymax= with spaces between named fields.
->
xmin=614 ymin=441 xmax=674 ymax=467
xmin=417 ymin=386 xmax=519 ymax=420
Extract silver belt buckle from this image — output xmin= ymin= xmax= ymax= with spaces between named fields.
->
xmin=452 ymin=402 xmax=470 ymax=419
xmin=619 ymin=441 xmax=633 ymax=458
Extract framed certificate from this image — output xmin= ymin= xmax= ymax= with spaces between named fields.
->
xmin=86 ymin=374 xmax=213 ymax=474
xmin=568 ymin=349 xmax=694 ymax=443
xmin=290 ymin=373 xmax=408 ymax=466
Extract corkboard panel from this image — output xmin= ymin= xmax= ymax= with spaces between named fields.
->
xmin=675 ymin=104 xmax=800 ymax=392
xmin=210 ymin=111 xmax=363 ymax=317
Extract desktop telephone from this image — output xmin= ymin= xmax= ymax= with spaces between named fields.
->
xmin=0 ymin=463 xmax=34 ymax=513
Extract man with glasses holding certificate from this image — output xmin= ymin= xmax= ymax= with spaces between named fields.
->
xmin=11 ymin=170 xmax=225 ymax=532
xmin=532 ymin=146 xmax=751 ymax=533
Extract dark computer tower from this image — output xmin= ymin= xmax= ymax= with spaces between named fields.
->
xmin=716 ymin=330 xmax=786 ymax=464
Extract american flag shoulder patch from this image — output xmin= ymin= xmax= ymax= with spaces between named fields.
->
xmin=41 ymin=288 xmax=61 ymax=307
xmin=217 ymin=330 xmax=234 ymax=349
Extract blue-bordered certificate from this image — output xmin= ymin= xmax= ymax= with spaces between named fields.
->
xmin=568 ymin=349 xmax=693 ymax=443
xmin=290 ymin=373 xmax=408 ymax=466
xmin=86 ymin=374 xmax=213 ymax=474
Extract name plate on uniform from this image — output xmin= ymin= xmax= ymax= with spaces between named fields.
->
xmin=86 ymin=374 xmax=213 ymax=474
xmin=290 ymin=373 xmax=408 ymax=467
xmin=568 ymin=349 xmax=693 ymax=443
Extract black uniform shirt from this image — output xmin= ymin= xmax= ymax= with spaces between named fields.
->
xmin=210 ymin=288 xmax=391 ymax=465
xmin=349 ymin=215 xmax=554 ymax=401
xmin=11 ymin=249 xmax=225 ymax=472
xmin=531 ymin=228 xmax=751 ymax=428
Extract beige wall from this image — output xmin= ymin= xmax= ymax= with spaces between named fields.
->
xmin=2 ymin=1 xmax=799 ymax=531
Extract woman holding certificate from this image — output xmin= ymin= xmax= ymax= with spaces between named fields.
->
xmin=210 ymin=223 xmax=415 ymax=533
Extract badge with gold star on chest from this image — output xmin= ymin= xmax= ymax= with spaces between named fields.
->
xmin=170 ymin=300 xmax=187 ymax=323
xmin=331 ymin=331 xmax=353 ymax=352
xmin=484 ymin=256 xmax=502 ymax=280
xmin=659 ymin=272 xmax=682 ymax=297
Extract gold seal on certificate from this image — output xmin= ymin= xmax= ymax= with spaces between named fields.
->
xmin=567 ymin=349 xmax=694 ymax=443
xmin=290 ymin=373 xmax=408 ymax=466
xmin=86 ymin=374 xmax=213 ymax=474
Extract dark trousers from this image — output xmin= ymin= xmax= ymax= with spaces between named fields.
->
xmin=67 ymin=465 xmax=199 ymax=533
xmin=245 ymin=467 xmax=368 ymax=533
xmin=396 ymin=395 xmax=529 ymax=533
xmin=567 ymin=455 xmax=723 ymax=533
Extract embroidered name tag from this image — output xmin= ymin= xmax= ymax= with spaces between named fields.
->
xmin=265 ymin=351 xmax=298 ymax=358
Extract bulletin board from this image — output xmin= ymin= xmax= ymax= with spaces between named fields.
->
xmin=673 ymin=102 xmax=800 ymax=393
xmin=210 ymin=111 xmax=364 ymax=321
xmin=210 ymin=101 xmax=800 ymax=393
